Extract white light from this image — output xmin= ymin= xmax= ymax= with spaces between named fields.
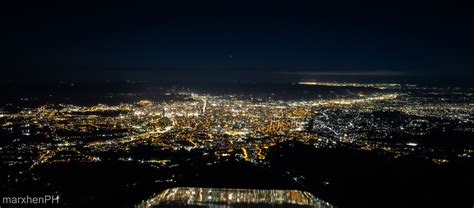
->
xmin=406 ymin=142 xmax=418 ymax=147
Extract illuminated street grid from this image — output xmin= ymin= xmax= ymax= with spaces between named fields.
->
xmin=0 ymin=82 xmax=473 ymax=172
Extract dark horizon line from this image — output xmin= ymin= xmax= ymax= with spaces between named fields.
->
xmin=5 ymin=64 xmax=474 ymax=76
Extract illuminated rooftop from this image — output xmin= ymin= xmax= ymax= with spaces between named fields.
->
xmin=137 ymin=187 xmax=334 ymax=208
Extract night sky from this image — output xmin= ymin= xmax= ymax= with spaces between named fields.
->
xmin=2 ymin=1 xmax=473 ymax=82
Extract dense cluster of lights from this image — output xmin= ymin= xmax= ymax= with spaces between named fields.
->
xmin=0 ymin=84 xmax=472 ymax=174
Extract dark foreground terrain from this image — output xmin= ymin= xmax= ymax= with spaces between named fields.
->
xmin=1 ymin=141 xmax=472 ymax=208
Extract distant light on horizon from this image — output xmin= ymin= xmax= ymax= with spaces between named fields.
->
xmin=298 ymin=81 xmax=320 ymax=85
xmin=406 ymin=142 xmax=418 ymax=147
xmin=282 ymin=71 xmax=406 ymax=76
xmin=298 ymin=81 xmax=402 ymax=89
